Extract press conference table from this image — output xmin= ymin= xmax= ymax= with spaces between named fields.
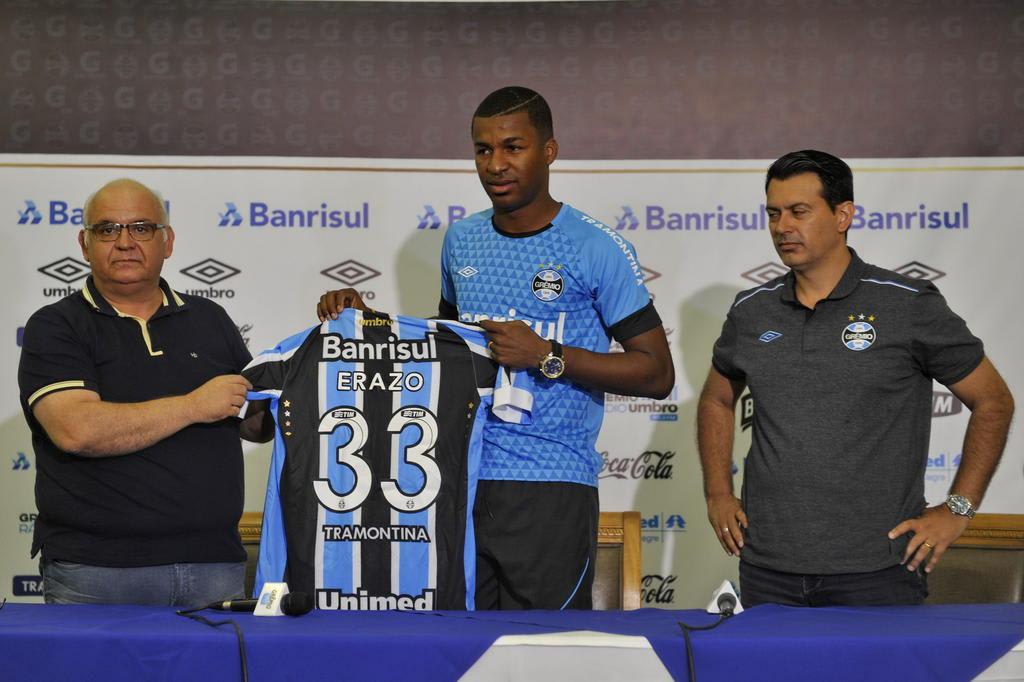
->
xmin=1 ymin=602 xmax=1022 ymax=681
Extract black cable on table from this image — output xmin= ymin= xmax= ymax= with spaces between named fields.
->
xmin=176 ymin=607 xmax=248 ymax=682
xmin=676 ymin=612 xmax=733 ymax=682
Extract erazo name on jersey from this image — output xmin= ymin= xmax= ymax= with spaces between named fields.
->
xmin=336 ymin=370 xmax=425 ymax=392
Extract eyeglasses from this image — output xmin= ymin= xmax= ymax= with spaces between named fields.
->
xmin=84 ymin=221 xmax=168 ymax=242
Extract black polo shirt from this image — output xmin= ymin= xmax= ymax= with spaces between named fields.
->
xmin=713 ymin=249 xmax=984 ymax=574
xmin=18 ymin=277 xmax=251 ymax=567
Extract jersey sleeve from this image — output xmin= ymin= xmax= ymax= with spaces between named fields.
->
xmin=19 ymin=305 xmax=98 ymax=410
xmin=711 ymin=308 xmax=745 ymax=382
xmin=245 ymin=326 xmax=320 ymax=594
xmin=439 ymin=225 xmax=458 ymax=313
xmin=242 ymin=325 xmax=317 ymax=401
xmin=491 ymin=368 xmax=535 ymax=425
xmin=253 ymin=427 xmax=288 ymax=596
xmin=215 ymin=305 xmax=253 ymax=372
xmin=580 ymin=231 xmax=657 ymax=341
xmin=910 ymin=283 xmax=984 ymax=386
xmin=439 ymin=320 xmax=535 ymax=425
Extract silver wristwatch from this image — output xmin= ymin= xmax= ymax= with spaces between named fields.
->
xmin=945 ymin=494 xmax=976 ymax=519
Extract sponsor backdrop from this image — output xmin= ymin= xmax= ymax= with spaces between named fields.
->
xmin=3 ymin=155 xmax=1021 ymax=608
xmin=2 ymin=0 xmax=1022 ymax=608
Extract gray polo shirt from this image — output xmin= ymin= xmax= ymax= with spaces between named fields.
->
xmin=713 ymin=249 xmax=983 ymax=574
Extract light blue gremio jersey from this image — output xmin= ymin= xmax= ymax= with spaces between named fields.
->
xmin=441 ymin=203 xmax=653 ymax=486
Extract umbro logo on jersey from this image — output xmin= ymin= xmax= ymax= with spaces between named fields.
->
xmin=758 ymin=330 xmax=782 ymax=343
xmin=457 ymin=266 xmax=479 ymax=278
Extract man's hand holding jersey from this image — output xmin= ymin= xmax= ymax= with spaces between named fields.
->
xmin=479 ymin=320 xmax=551 ymax=369
xmin=317 ymin=288 xmax=369 ymax=321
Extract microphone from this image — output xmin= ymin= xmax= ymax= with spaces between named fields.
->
xmin=716 ymin=591 xmax=737 ymax=617
xmin=210 ymin=591 xmax=313 ymax=616
xmin=705 ymin=579 xmax=743 ymax=616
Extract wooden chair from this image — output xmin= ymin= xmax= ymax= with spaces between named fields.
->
xmin=594 ymin=511 xmax=642 ymax=610
xmin=237 ymin=510 xmax=643 ymax=609
xmin=925 ymin=513 xmax=1024 ymax=604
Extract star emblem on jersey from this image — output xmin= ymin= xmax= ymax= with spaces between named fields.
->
xmin=532 ymin=268 xmax=564 ymax=302
xmin=842 ymin=314 xmax=877 ymax=351
xmin=758 ymin=330 xmax=782 ymax=343
xmin=457 ymin=266 xmax=479 ymax=278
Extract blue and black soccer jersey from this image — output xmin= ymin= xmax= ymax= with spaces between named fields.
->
xmin=440 ymin=203 xmax=658 ymax=486
xmin=243 ymin=309 xmax=533 ymax=610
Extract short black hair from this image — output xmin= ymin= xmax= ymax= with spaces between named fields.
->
xmin=473 ymin=86 xmax=553 ymax=140
xmin=765 ymin=150 xmax=853 ymax=210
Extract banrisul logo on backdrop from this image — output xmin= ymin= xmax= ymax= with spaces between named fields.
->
xmin=416 ymin=204 xmax=466 ymax=230
xmin=180 ymin=258 xmax=241 ymax=299
xmin=614 ymin=206 xmax=639 ymax=231
xmin=611 ymin=202 xmax=970 ymax=232
xmin=615 ymin=203 xmax=768 ymax=231
xmin=37 ymin=256 xmax=90 ymax=298
xmin=17 ymin=199 xmax=171 ymax=226
xmin=219 ymin=200 xmax=369 ymax=228
xmin=321 ymin=260 xmax=380 ymax=303
xmin=17 ymin=199 xmax=81 ymax=225
xmin=17 ymin=200 xmax=43 ymax=224
xmin=12 ymin=451 xmax=31 ymax=471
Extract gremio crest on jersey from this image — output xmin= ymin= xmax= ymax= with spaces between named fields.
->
xmin=842 ymin=314 xmax=877 ymax=351
xmin=532 ymin=268 xmax=564 ymax=301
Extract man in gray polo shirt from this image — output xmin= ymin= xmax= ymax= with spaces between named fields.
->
xmin=697 ymin=150 xmax=1015 ymax=607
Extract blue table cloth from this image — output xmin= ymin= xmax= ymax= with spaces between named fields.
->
xmin=1 ymin=603 xmax=1022 ymax=681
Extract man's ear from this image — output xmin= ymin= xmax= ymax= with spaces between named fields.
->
xmin=835 ymin=200 xmax=854 ymax=235
xmin=545 ymin=137 xmax=559 ymax=166
xmin=78 ymin=230 xmax=90 ymax=261
xmin=162 ymin=226 xmax=175 ymax=259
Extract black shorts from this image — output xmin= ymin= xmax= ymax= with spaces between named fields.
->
xmin=473 ymin=480 xmax=598 ymax=610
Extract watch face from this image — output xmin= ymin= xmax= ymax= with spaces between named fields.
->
xmin=947 ymin=495 xmax=973 ymax=516
xmin=542 ymin=356 xmax=565 ymax=378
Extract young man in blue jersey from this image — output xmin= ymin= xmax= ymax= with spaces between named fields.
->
xmin=319 ymin=86 xmax=673 ymax=609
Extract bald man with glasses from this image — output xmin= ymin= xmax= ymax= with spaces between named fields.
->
xmin=18 ymin=179 xmax=271 ymax=607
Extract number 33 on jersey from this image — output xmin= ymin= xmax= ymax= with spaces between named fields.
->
xmin=243 ymin=309 xmax=535 ymax=610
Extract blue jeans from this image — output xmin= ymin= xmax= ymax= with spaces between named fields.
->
xmin=40 ymin=558 xmax=246 ymax=608
xmin=739 ymin=560 xmax=928 ymax=608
